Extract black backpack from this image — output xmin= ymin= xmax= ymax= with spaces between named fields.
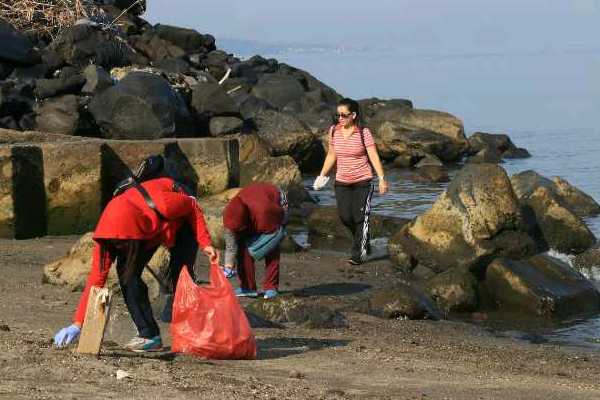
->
xmin=113 ymin=155 xmax=192 ymax=220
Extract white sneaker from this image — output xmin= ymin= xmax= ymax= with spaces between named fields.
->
xmin=124 ymin=335 xmax=162 ymax=352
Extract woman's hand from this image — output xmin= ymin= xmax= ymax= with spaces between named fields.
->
xmin=202 ymin=246 xmax=220 ymax=264
xmin=378 ymin=177 xmax=389 ymax=194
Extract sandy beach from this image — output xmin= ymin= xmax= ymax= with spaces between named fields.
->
xmin=2 ymin=236 xmax=600 ymax=400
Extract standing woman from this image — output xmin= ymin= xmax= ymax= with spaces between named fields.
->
xmin=53 ymin=174 xmax=218 ymax=352
xmin=314 ymin=98 xmax=388 ymax=265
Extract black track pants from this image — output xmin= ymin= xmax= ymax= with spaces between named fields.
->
xmin=334 ymin=180 xmax=374 ymax=261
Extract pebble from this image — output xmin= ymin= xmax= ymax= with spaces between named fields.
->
xmin=0 ymin=324 xmax=9 ymax=332
xmin=116 ymin=369 xmax=132 ymax=380
xmin=289 ymin=370 xmax=305 ymax=379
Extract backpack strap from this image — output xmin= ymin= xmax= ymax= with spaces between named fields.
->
xmin=134 ymin=181 xmax=167 ymax=221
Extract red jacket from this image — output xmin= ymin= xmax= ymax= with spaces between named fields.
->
xmin=73 ymin=177 xmax=212 ymax=324
xmin=223 ymin=182 xmax=283 ymax=234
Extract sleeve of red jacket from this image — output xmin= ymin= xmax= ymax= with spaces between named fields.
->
xmin=161 ymin=191 xmax=213 ymax=249
xmin=73 ymin=242 xmax=115 ymax=324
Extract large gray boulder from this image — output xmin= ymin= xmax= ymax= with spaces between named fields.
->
xmin=511 ymin=170 xmax=600 ymax=218
xmin=89 ymin=72 xmax=180 ymax=139
xmin=34 ymin=95 xmax=95 ymax=136
xmin=191 ymin=81 xmax=240 ymax=118
xmin=154 ymin=24 xmax=216 ymax=52
xmin=485 ymin=255 xmax=600 ymax=317
xmin=519 ymin=185 xmax=596 ymax=254
xmin=467 ymin=132 xmax=530 ymax=159
xmin=424 ymin=267 xmax=478 ymax=313
xmin=388 ymin=164 xmax=539 ymax=274
xmin=252 ymin=109 xmax=316 ymax=167
xmin=377 ymin=122 xmax=465 ymax=163
xmin=251 ymin=73 xmax=305 ymax=109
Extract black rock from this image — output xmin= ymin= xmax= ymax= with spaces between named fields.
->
xmin=0 ymin=62 xmax=13 ymax=80
xmin=9 ymin=64 xmax=49 ymax=82
xmin=129 ymin=32 xmax=186 ymax=62
xmin=0 ymin=116 xmax=19 ymax=130
xmin=0 ymin=81 xmax=35 ymax=120
xmin=154 ymin=57 xmax=191 ymax=75
xmin=34 ymin=95 xmax=95 ymax=135
xmin=239 ymin=95 xmax=274 ymax=119
xmin=81 ymin=65 xmax=113 ymax=94
xmin=40 ymin=49 xmax=64 ymax=72
xmin=154 ymin=24 xmax=216 ymax=52
xmin=191 ymin=81 xmax=239 ymax=117
xmin=209 ymin=116 xmax=244 ymax=136
xmin=89 ymin=72 xmax=180 ymax=139
xmin=363 ymin=283 xmax=442 ymax=320
xmin=50 ymin=24 xmax=137 ymax=70
xmin=0 ymin=19 xmax=40 ymax=65
xmin=251 ymin=73 xmax=305 ymax=109
xmin=35 ymin=75 xmax=86 ymax=99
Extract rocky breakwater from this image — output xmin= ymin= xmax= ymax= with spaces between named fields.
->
xmin=388 ymin=163 xmax=599 ymax=318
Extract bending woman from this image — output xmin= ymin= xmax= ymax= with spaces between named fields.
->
xmin=315 ymin=98 xmax=388 ymax=265
xmin=53 ymin=176 xmax=218 ymax=352
xmin=222 ymin=182 xmax=288 ymax=299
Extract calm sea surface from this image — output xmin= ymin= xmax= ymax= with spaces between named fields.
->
xmin=268 ymin=48 xmax=600 ymax=347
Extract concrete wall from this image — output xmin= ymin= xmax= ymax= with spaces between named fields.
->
xmin=0 ymin=131 xmax=239 ymax=239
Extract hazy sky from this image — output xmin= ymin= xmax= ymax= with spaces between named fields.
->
xmin=146 ymin=0 xmax=600 ymax=52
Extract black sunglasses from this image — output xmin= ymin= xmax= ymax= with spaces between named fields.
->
xmin=335 ymin=112 xmax=354 ymax=119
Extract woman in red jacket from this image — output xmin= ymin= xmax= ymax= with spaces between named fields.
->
xmin=53 ymin=175 xmax=218 ymax=352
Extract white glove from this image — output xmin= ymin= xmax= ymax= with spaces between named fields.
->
xmin=313 ymin=175 xmax=330 ymax=191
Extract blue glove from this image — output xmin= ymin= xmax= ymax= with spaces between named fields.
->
xmin=222 ymin=267 xmax=236 ymax=279
xmin=54 ymin=324 xmax=81 ymax=347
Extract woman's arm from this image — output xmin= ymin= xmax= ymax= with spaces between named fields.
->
xmin=366 ymin=146 xmax=389 ymax=194
xmin=73 ymin=243 xmax=114 ymax=325
xmin=223 ymin=228 xmax=238 ymax=269
xmin=319 ymin=150 xmax=337 ymax=177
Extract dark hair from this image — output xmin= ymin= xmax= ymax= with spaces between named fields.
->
xmin=337 ymin=97 xmax=363 ymax=126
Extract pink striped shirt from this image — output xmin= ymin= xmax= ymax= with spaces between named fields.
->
xmin=329 ymin=124 xmax=375 ymax=184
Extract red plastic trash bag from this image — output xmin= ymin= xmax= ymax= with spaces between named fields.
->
xmin=171 ymin=263 xmax=257 ymax=360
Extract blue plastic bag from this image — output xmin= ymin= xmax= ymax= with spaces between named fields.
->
xmin=246 ymin=226 xmax=286 ymax=260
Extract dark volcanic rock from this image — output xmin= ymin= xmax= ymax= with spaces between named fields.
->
xmin=35 ymin=75 xmax=86 ymax=99
xmin=245 ymin=296 xmax=347 ymax=329
xmin=378 ymin=122 xmax=465 ymax=162
xmin=209 ymin=116 xmax=244 ymax=137
xmin=485 ymin=255 xmax=600 ymax=317
xmin=51 ymin=24 xmax=138 ymax=70
xmin=81 ymin=65 xmax=113 ymax=94
xmin=251 ymin=73 xmax=305 ymax=109
xmin=191 ymin=81 xmax=239 ymax=117
xmin=0 ymin=19 xmax=40 ymax=65
xmin=89 ymin=72 xmax=180 ymax=139
xmin=154 ymin=24 xmax=216 ymax=52
xmin=252 ymin=109 xmax=315 ymax=160
xmin=363 ymin=283 xmax=442 ymax=320
xmin=34 ymin=95 xmax=95 ymax=136
xmin=511 ymin=170 xmax=600 ymax=218
xmin=388 ymin=164 xmax=539 ymax=274
xmin=425 ymin=267 xmax=478 ymax=313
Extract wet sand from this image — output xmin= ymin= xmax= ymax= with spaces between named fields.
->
xmin=2 ymin=236 xmax=600 ymax=400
